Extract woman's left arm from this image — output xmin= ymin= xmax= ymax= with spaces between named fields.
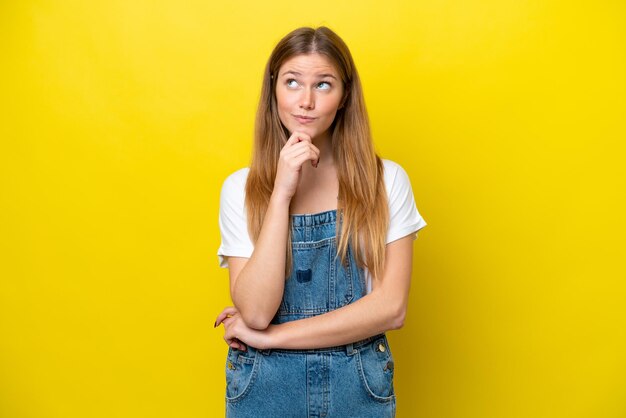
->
xmin=216 ymin=233 xmax=416 ymax=350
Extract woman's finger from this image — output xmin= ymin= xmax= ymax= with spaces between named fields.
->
xmin=283 ymin=144 xmax=316 ymax=161
xmin=283 ymin=132 xmax=304 ymax=149
xmin=283 ymin=131 xmax=311 ymax=149
xmin=283 ymin=142 xmax=320 ymax=167
xmin=220 ymin=316 xmax=235 ymax=328
xmin=229 ymin=338 xmax=247 ymax=351
xmin=224 ymin=329 xmax=247 ymax=351
xmin=292 ymin=149 xmax=321 ymax=169
xmin=284 ymin=140 xmax=320 ymax=156
xmin=290 ymin=138 xmax=320 ymax=165
xmin=214 ymin=306 xmax=238 ymax=327
xmin=294 ymin=131 xmax=312 ymax=143
xmin=225 ymin=336 xmax=240 ymax=349
xmin=219 ymin=314 xmax=247 ymax=351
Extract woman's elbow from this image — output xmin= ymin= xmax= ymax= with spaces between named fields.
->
xmin=373 ymin=288 xmax=407 ymax=330
xmin=232 ymin=293 xmax=272 ymax=330
xmin=390 ymin=305 xmax=407 ymax=330
xmin=240 ymin=308 xmax=272 ymax=330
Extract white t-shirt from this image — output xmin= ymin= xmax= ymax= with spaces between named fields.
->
xmin=216 ymin=159 xmax=427 ymax=294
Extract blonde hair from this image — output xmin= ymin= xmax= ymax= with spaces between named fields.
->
xmin=245 ymin=26 xmax=389 ymax=283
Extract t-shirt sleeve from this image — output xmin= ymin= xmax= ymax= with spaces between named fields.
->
xmin=386 ymin=163 xmax=427 ymax=244
xmin=216 ymin=171 xmax=254 ymax=268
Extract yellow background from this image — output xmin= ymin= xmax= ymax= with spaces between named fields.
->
xmin=1 ymin=1 xmax=625 ymax=417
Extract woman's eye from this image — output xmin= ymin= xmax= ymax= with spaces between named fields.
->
xmin=285 ymin=79 xmax=331 ymax=90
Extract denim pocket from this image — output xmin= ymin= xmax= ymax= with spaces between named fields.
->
xmin=225 ymin=346 xmax=260 ymax=403
xmin=356 ymin=335 xmax=396 ymax=402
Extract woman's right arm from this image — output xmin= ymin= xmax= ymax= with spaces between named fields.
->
xmin=228 ymin=131 xmax=319 ymax=330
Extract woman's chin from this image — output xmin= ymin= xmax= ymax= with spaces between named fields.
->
xmin=289 ymin=127 xmax=316 ymax=138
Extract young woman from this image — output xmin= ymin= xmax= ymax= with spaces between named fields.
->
xmin=214 ymin=26 xmax=427 ymax=417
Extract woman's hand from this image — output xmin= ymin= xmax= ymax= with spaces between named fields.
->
xmin=214 ymin=306 xmax=274 ymax=351
xmin=272 ymin=131 xmax=320 ymax=200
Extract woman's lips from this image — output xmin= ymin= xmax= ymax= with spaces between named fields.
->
xmin=293 ymin=115 xmax=317 ymax=124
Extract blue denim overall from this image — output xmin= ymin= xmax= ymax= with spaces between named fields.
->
xmin=225 ymin=210 xmax=396 ymax=417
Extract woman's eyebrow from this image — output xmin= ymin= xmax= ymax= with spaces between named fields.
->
xmin=281 ymin=70 xmax=337 ymax=80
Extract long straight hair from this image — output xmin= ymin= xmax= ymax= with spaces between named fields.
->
xmin=245 ymin=26 xmax=389 ymax=283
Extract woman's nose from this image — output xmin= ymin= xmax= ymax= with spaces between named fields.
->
xmin=299 ymin=89 xmax=314 ymax=110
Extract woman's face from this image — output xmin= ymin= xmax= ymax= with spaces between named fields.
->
xmin=275 ymin=53 xmax=344 ymax=141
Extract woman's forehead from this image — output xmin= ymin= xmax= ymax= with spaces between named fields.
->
xmin=279 ymin=53 xmax=339 ymax=76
